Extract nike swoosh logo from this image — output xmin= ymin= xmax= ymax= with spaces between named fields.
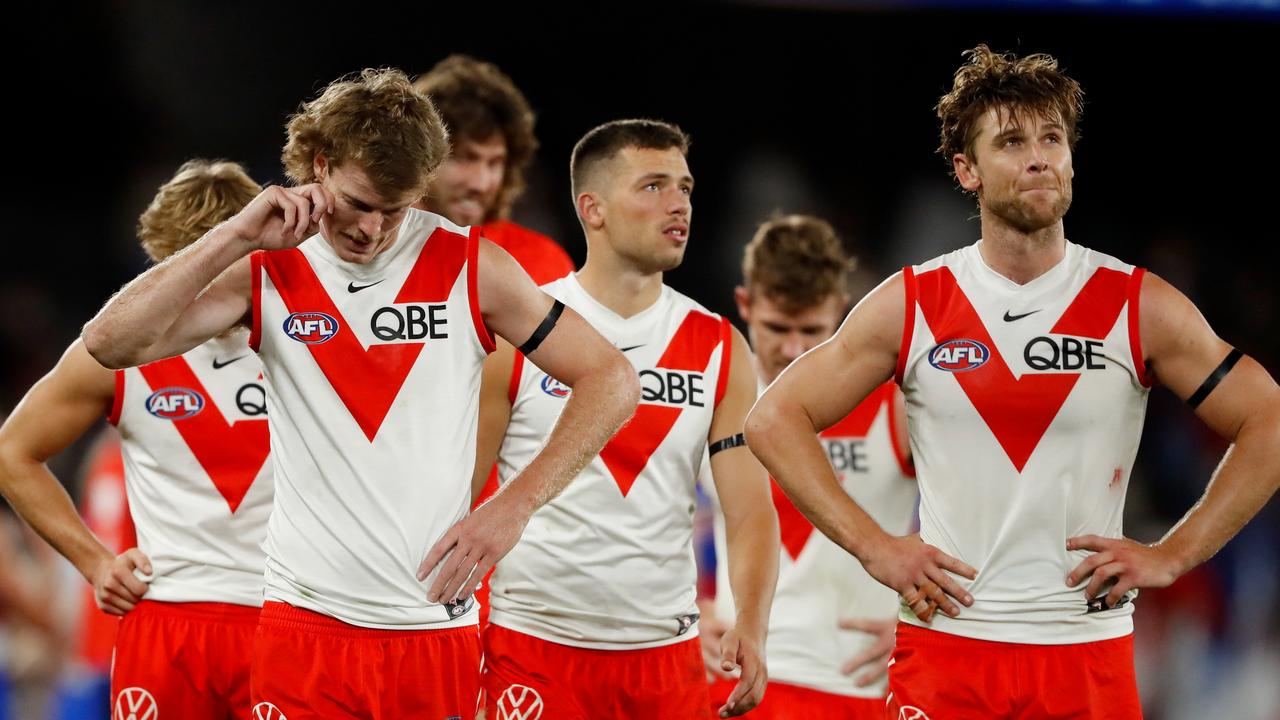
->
xmin=347 ymin=280 xmax=385 ymax=293
xmin=212 ymin=356 xmax=249 ymax=370
xmin=1002 ymin=309 xmax=1042 ymax=322
xmin=619 ymin=344 xmax=645 ymax=353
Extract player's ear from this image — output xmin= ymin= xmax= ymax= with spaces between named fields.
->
xmin=577 ymin=191 xmax=605 ymax=231
xmin=734 ymin=286 xmax=752 ymax=323
xmin=313 ymin=154 xmax=330 ymax=182
xmin=954 ymin=153 xmax=981 ymax=192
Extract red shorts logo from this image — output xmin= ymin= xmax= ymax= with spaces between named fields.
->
xmin=252 ymin=702 xmax=288 ymax=720
xmin=899 ymin=706 xmax=932 ymax=720
xmin=114 ymin=687 xmax=157 ymax=720
xmin=496 ymin=684 xmax=544 ymax=720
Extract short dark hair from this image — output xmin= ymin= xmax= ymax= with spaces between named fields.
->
xmin=742 ymin=214 xmax=853 ymax=312
xmin=413 ymin=55 xmax=538 ymax=221
xmin=570 ymin=119 xmax=690 ymax=198
xmin=937 ymin=45 xmax=1084 ymax=179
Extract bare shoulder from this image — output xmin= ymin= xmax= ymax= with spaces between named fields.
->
xmin=834 ymin=270 xmax=907 ymax=358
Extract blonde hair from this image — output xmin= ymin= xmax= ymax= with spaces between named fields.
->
xmin=742 ymin=214 xmax=853 ymax=312
xmin=283 ymin=68 xmax=450 ymax=199
xmin=137 ymin=159 xmax=260 ymax=262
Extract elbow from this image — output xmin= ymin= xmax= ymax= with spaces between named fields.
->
xmin=744 ymin=396 xmax=780 ymax=455
xmin=612 ymin=356 xmax=641 ymax=418
xmin=82 ymin=322 xmax=132 ymax=370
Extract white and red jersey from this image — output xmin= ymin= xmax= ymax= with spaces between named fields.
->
xmin=898 ymin=240 xmax=1150 ymax=644
xmin=709 ymin=382 xmax=917 ymax=697
xmin=109 ymin=330 xmax=272 ymax=606
xmin=250 ymin=209 xmax=494 ymax=629
xmin=490 ymin=275 xmax=732 ymax=649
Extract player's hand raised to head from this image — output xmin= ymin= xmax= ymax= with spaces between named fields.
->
xmin=864 ymin=532 xmax=976 ymax=623
xmin=92 ymin=548 xmax=152 ymax=616
xmin=417 ymin=490 xmax=531 ymax=606
xmin=716 ymin=625 xmax=767 ymax=717
xmin=1065 ymin=534 xmax=1181 ymax=609
xmin=224 ymin=184 xmax=334 ymax=251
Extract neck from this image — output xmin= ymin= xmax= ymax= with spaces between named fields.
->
xmin=576 ymin=236 xmax=665 ymax=318
xmin=977 ymin=211 xmax=1066 ymax=285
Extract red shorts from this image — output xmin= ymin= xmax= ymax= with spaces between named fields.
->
xmin=250 ymin=601 xmax=481 ymax=720
xmin=707 ymin=678 xmax=883 ymax=719
xmin=482 ymin=623 xmax=708 ymax=720
xmin=887 ymin=623 xmax=1142 ymax=719
xmin=111 ymin=600 xmax=258 ymax=720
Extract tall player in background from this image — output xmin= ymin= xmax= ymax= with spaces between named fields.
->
xmin=414 ymin=55 xmax=573 ymax=284
xmin=747 ymin=46 xmax=1280 ymax=718
xmin=83 ymin=69 xmax=638 ymax=719
xmin=704 ymin=215 xmax=917 ymax=719
xmin=474 ymin=119 xmax=778 ymax=719
xmin=0 ymin=160 xmax=272 ymax=720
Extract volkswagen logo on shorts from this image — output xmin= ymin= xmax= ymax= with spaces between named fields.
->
xmin=145 ymin=387 xmax=205 ymax=420
xmin=252 ymin=702 xmax=288 ymax=720
xmin=540 ymin=374 xmax=571 ymax=399
xmin=496 ymin=684 xmax=544 ymax=720
xmin=283 ymin=311 xmax=339 ymax=344
xmin=928 ymin=339 xmax=990 ymax=372
xmin=114 ymin=687 xmax=157 ymax=720
xmin=899 ymin=706 xmax=931 ymax=720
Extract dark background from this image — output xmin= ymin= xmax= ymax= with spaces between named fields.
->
xmin=2 ymin=2 xmax=1277 ymax=717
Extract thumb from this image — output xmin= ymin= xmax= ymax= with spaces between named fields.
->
xmin=719 ymin=630 xmax=740 ymax=672
xmin=125 ymin=548 xmax=153 ymax=575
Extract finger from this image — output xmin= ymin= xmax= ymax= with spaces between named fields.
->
xmin=924 ymin=568 xmax=969 ymax=616
xmin=725 ymin=652 xmax=764 ymax=715
xmin=1106 ymin=579 xmax=1134 ymax=609
xmin=837 ymin=617 xmax=888 ymax=633
xmin=291 ymin=194 xmax=313 ymax=240
xmin=418 ymin=528 xmax=459 ymax=581
xmin=428 ymin=546 xmax=472 ymax=603
xmin=101 ymin=585 xmax=138 ymax=613
xmin=1067 ymin=551 xmax=1114 ymax=587
xmin=95 ymin=591 xmax=128 ymax=616
xmin=841 ymin=645 xmax=888 ymax=675
xmin=116 ymin=567 xmax=151 ymax=599
xmin=931 ymin=548 xmax=978 ymax=580
xmin=275 ymin=188 xmax=298 ymax=239
xmin=910 ymin=596 xmax=933 ymax=622
xmin=1066 ymin=534 xmax=1111 ymax=552
xmin=451 ymin=557 xmax=491 ymax=602
xmin=1084 ymin=562 xmax=1124 ymax=599
xmin=854 ymin=655 xmax=891 ymax=686
xmin=123 ymin=548 xmax=153 ymax=576
xmin=719 ymin=631 xmax=740 ymax=673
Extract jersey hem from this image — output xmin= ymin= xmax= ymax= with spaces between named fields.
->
xmin=489 ymin=612 xmax=700 ymax=651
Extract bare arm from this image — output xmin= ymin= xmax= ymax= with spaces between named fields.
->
xmin=709 ymin=327 xmax=777 ymax=718
xmin=421 ymin=243 xmax=640 ymax=602
xmin=1068 ymin=272 xmax=1280 ymax=605
xmin=83 ymin=184 xmax=333 ymax=368
xmin=0 ymin=340 xmax=151 ymax=614
xmin=746 ymin=273 xmax=975 ymax=620
xmin=471 ymin=338 xmax=516 ymax=503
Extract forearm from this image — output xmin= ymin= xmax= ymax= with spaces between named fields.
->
xmin=84 ymin=225 xmax=251 ymax=368
xmin=746 ymin=400 xmax=889 ymax=562
xmin=1158 ymin=411 xmax=1280 ymax=575
xmin=0 ymin=457 xmax=112 ymax=583
xmin=723 ymin=502 xmax=779 ymax=635
xmin=497 ymin=362 xmax=639 ymax=512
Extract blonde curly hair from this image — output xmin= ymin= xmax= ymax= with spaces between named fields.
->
xmin=137 ymin=159 xmax=260 ymax=262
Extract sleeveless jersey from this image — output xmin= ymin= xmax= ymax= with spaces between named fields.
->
xmin=109 ymin=330 xmax=272 ymax=606
xmin=709 ymin=382 xmax=917 ymax=697
xmin=250 ymin=208 xmax=494 ymax=629
xmin=489 ymin=274 xmax=732 ymax=649
xmin=897 ymin=240 xmax=1150 ymax=644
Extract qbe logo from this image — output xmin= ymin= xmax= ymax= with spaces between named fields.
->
xmin=496 ymin=684 xmax=544 ymax=720
xmin=145 ymin=387 xmax=205 ymax=420
xmin=114 ymin=687 xmax=157 ymax=720
xmin=540 ymin=374 xmax=571 ymax=399
xmin=283 ymin=311 xmax=339 ymax=344
xmin=928 ymin=339 xmax=990 ymax=372
xmin=252 ymin=702 xmax=288 ymax=720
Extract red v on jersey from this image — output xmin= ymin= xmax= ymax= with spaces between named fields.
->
xmin=138 ymin=358 xmax=269 ymax=513
xmin=599 ymin=311 xmax=726 ymax=496
xmin=916 ymin=266 xmax=1129 ymax=472
xmin=260 ymin=229 xmax=467 ymax=441
xmin=773 ymin=385 xmax=890 ymax=560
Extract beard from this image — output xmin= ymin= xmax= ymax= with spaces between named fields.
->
xmin=985 ymin=181 xmax=1073 ymax=234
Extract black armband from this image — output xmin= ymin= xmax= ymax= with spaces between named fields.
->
xmin=517 ymin=300 xmax=565 ymax=356
xmin=709 ymin=433 xmax=747 ymax=456
xmin=1186 ymin=348 xmax=1243 ymax=409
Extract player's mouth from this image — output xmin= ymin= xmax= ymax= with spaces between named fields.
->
xmin=663 ymin=223 xmax=689 ymax=244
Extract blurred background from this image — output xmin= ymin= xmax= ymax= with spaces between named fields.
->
xmin=2 ymin=1 xmax=1277 ymax=717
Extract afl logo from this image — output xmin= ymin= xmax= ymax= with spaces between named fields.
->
xmin=540 ymin=375 xmax=571 ymax=399
xmin=928 ymin=339 xmax=990 ymax=372
xmin=145 ymin=387 xmax=204 ymax=420
xmin=283 ymin=312 xmax=339 ymax=344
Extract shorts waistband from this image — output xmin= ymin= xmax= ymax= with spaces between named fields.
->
xmin=896 ymin=621 xmax=1134 ymax=650
xmin=135 ymin=600 xmax=261 ymax=625
xmin=260 ymin=601 xmax=479 ymax=640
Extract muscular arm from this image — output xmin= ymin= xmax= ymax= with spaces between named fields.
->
xmin=0 ymin=341 xmax=151 ymax=614
xmin=421 ymin=242 xmax=640 ymax=602
xmin=746 ymin=273 xmax=975 ymax=618
xmin=1069 ymin=272 xmax=1280 ymax=604
xmin=709 ymin=327 xmax=778 ymax=717
xmin=83 ymin=185 xmax=331 ymax=368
